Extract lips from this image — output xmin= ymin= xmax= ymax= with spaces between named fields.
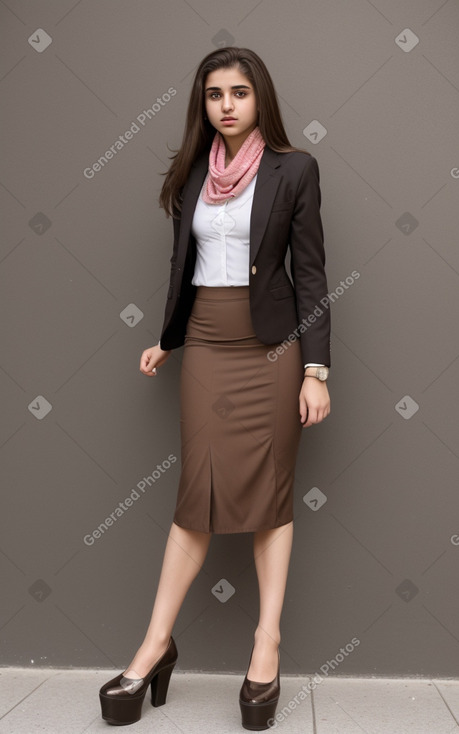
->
xmin=221 ymin=117 xmax=236 ymax=121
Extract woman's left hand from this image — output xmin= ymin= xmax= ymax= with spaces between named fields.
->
xmin=299 ymin=378 xmax=330 ymax=428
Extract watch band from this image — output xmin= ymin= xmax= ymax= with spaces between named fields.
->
xmin=304 ymin=365 xmax=329 ymax=381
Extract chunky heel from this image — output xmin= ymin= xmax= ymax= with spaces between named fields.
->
xmin=240 ymin=696 xmax=279 ymax=730
xmin=99 ymin=636 xmax=178 ymax=725
xmin=150 ymin=662 xmax=175 ymax=707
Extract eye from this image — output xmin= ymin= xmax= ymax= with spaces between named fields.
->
xmin=235 ymin=91 xmax=248 ymax=98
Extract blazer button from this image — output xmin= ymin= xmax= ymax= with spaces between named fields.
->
xmin=251 ymin=265 xmax=257 ymax=275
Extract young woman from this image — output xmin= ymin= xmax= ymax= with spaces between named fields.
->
xmin=99 ymin=46 xmax=331 ymax=730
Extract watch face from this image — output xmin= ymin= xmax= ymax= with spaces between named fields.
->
xmin=317 ymin=367 xmax=329 ymax=381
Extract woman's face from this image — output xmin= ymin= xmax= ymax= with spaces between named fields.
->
xmin=204 ymin=66 xmax=258 ymax=144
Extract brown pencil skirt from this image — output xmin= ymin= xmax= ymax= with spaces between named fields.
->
xmin=172 ymin=286 xmax=304 ymax=534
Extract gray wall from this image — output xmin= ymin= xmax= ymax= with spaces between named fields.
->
xmin=1 ymin=0 xmax=458 ymax=678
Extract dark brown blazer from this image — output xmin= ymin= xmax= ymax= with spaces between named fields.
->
xmin=159 ymin=146 xmax=331 ymax=367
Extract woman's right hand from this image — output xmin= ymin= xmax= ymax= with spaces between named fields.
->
xmin=139 ymin=343 xmax=172 ymax=377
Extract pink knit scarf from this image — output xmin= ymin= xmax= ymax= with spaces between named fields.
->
xmin=202 ymin=126 xmax=266 ymax=204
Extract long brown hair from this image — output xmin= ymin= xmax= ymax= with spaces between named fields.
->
xmin=159 ymin=47 xmax=306 ymax=217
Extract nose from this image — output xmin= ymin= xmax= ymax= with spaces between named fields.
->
xmin=222 ymin=92 xmax=234 ymax=112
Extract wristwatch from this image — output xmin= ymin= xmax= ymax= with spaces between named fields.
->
xmin=304 ymin=365 xmax=329 ymax=381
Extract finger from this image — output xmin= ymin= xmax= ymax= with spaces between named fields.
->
xmin=144 ymin=354 xmax=156 ymax=371
xmin=145 ymin=359 xmax=158 ymax=375
xmin=140 ymin=353 xmax=151 ymax=370
xmin=141 ymin=368 xmax=157 ymax=377
xmin=299 ymin=396 xmax=307 ymax=424
xmin=140 ymin=358 xmax=157 ymax=376
xmin=140 ymin=366 xmax=154 ymax=376
xmin=304 ymin=407 xmax=318 ymax=427
xmin=139 ymin=359 xmax=150 ymax=373
xmin=301 ymin=405 xmax=309 ymax=426
xmin=317 ymin=405 xmax=330 ymax=423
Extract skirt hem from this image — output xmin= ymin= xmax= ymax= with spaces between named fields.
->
xmin=172 ymin=516 xmax=294 ymax=535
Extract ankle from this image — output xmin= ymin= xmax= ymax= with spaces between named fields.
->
xmin=143 ymin=630 xmax=171 ymax=652
xmin=254 ymin=626 xmax=280 ymax=648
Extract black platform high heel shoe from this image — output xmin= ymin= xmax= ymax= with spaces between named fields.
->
xmin=99 ymin=636 xmax=178 ymax=726
xmin=239 ymin=645 xmax=280 ymax=731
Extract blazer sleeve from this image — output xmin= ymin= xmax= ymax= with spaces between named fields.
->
xmin=158 ymin=196 xmax=198 ymax=352
xmin=158 ymin=207 xmax=181 ymax=350
xmin=288 ymin=155 xmax=331 ymax=367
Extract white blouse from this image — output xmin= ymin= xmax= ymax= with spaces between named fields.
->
xmin=191 ymin=174 xmax=256 ymax=287
xmin=190 ymin=172 xmax=324 ymax=371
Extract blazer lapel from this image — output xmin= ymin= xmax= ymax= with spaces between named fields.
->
xmin=177 ymin=145 xmax=282 ymax=268
xmin=249 ymin=147 xmax=282 ymax=265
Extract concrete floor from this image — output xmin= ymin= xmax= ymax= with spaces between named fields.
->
xmin=1 ymin=668 xmax=459 ymax=733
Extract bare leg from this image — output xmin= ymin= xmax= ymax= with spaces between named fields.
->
xmin=123 ymin=521 xmax=212 ymax=679
xmin=247 ymin=521 xmax=293 ymax=683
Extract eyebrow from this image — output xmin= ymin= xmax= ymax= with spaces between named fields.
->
xmin=205 ymin=84 xmax=251 ymax=91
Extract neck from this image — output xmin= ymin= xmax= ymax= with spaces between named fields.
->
xmin=222 ymin=125 xmax=257 ymax=165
